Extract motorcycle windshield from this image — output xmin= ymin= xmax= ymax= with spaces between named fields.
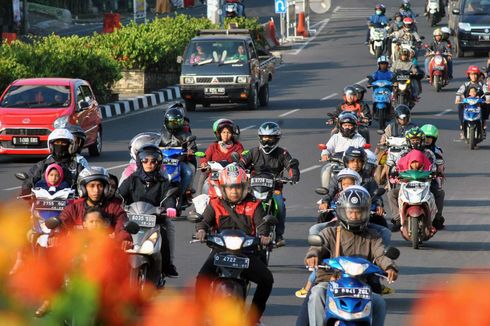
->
xmin=161 ymin=148 xmax=184 ymax=157
xmin=325 ymin=256 xmax=383 ymax=276
xmin=372 ymin=80 xmax=392 ymax=88
xmin=399 ymin=170 xmax=431 ymax=181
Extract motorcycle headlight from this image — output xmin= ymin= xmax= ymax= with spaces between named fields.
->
xmin=338 ymin=258 xmax=369 ymax=276
xmin=434 ymin=56 xmax=443 ymax=65
xmin=458 ymin=23 xmax=471 ymax=32
xmin=53 ymin=116 xmax=69 ymax=129
xmin=237 ymin=76 xmax=249 ymax=83
xmin=253 ymin=190 xmax=269 ymax=200
xmin=223 ymin=236 xmax=244 ymax=250
xmin=184 ymin=77 xmax=195 ymax=84
xmin=399 ymin=83 xmax=407 ymax=91
xmin=209 ymin=235 xmax=225 ymax=247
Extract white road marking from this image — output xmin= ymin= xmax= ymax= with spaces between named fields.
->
xmin=300 ymin=165 xmax=322 ymax=173
xmin=241 ymin=125 xmax=257 ymax=131
xmin=292 ymin=18 xmax=330 ymax=56
xmin=354 ymin=78 xmax=369 ymax=85
xmin=435 ymin=109 xmax=453 ymax=116
xmin=333 ymin=6 xmax=340 ymax=12
xmin=321 ymin=92 xmax=338 ymax=101
xmin=3 ymin=186 xmax=20 ymax=191
xmin=279 ymin=109 xmax=300 ymax=117
xmin=106 ymin=163 xmax=129 ymax=171
xmin=276 ymin=64 xmax=286 ymax=70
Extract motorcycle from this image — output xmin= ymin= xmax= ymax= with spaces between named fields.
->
xmin=369 ymin=80 xmax=393 ymax=130
xmin=461 ymin=97 xmax=486 ymax=150
xmin=318 ymin=145 xmax=344 ymax=188
xmin=369 ymin=25 xmax=389 ymax=58
xmin=397 ymin=170 xmax=437 ymax=249
xmin=221 ymin=0 xmax=245 ymax=18
xmin=393 ymin=70 xmax=415 ymax=109
xmin=426 ymin=0 xmax=442 ymax=26
xmin=426 ymin=50 xmax=450 ymax=92
xmin=308 ymin=235 xmax=400 ymax=325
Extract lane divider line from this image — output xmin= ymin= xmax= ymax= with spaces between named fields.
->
xmin=292 ymin=18 xmax=330 ymax=56
xmin=300 ymin=165 xmax=322 ymax=173
xmin=435 ymin=109 xmax=453 ymax=116
xmin=3 ymin=186 xmax=20 ymax=191
xmin=241 ymin=125 xmax=257 ymax=131
xmin=333 ymin=6 xmax=341 ymax=12
xmin=321 ymin=92 xmax=338 ymax=101
xmin=354 ymin=77 xmax=368 ymax=85
xmin=279 ymin=109 xmax=300 ymax=117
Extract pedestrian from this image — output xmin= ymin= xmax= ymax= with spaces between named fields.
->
xmin=156 ymin=0 xmax=172 ymax=14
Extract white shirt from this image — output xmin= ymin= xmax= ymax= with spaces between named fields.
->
xmin=322 ymin=133 xmax=367 ymax=156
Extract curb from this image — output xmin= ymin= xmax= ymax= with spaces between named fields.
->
xmin=99 ymin=85 xmax=180 ymax=119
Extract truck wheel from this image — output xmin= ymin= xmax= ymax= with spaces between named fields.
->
xmin=247 ymin=86 xmax=259 ymax=110
xmin=185 ymin=100 xmax=196 ymax=112
xmin=258 ymin=84 xmax=269 ymax=107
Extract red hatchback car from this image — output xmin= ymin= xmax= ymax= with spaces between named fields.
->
xmin=0 ymin=78 xmax=102 ymax=156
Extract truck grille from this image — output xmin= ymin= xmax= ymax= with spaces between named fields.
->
xmin=0 ymin=128 xmax=51 ymax=136
xmin=0 ymin=140 xmax=48 ymax=149
xmin=195 ymin=77 xmax=235 ymax=83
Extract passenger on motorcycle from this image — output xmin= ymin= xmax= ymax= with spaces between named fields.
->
xmin=421 ymin=124 xmax=443 ymax=159
xmin=399 ymin=0 xmax=417 ymax=18
xmin=200 ymin=119 xmax=244 ymax=167
xmin=83 ymin=207 xmax=109 ymax=231
xmin=195 ymin=165 xmax=273 ymax=324
xmin=321 ymin=113 xmax=367 ymax=160
xmin=390 ymin=13 xmax=404 ymax=32
xmin=21 ymin=128 xmax=88 ymax=196
xmin=365 ymin=4 xmax=389 ymax=45
xmin=352 ymin=83 xmax=371 ymax=111
xmin=391 ymin=17 xmax=422 ymax=49
xmin=120 ymin=132 xmax=162 ymax=184
xmin=34 ymin=163 xmax=70 ymax=194
xmin=160 ymin=104 xmax=198 ymax=207
xmin=65 ymin=124 xmax=88 ymax=158
xmin=424 ymin=28 xmax=453 ymax=79
xmin=391 ymin=48 xmax=422 ymax=100
xmin=240 ymin=122 xmax=300 ymax=246
xmin=118 ymin=144 xmax=179 ymax=278
xmin=331 ymin=87 xmax=372 ymax=133
xmin=296 ymin=187 xmax=398 ymax=326
xmin=368 ymin=56 xmax=396 ymax=85
xmin=59 ymin=167 xmax=132 ymax=247
xmin=441 ymin=26 xmax=452 ymax=44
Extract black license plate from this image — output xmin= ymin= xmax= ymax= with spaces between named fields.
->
xmin=204 ymin=87 xmax=226 ymax=95
xmin=333 ymin=287 xmax=371 ymax=299
xmin=34 ymin=200 xmax=66 ymax=211
xmin=214 ymin=253 xmax=249 ymax=269
xmin=250 ymin=177 xmax=274 ymax=188
xmin=162 ymin=158 xmax=179 ymax=166
xmin=12 ymin=136 xmax=39 ymax=145
xmin=128 ymin=214 xmax=156 ymax=227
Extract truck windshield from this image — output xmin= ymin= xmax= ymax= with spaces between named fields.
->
xmin=463 ymin=0 xmax=490 ymax=15
xmin=0 ymin=85 xmax=71 ymax=108
xmin=184 ymin=40 xmax=249 ymax=65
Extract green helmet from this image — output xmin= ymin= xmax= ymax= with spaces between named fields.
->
xmin=421 ymin=124 xmax=439 ymax=140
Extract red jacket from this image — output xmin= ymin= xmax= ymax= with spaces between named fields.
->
xmin=59 ymin=198 xmax=131 ymax=242
xmin=396 ymin=149 xmax=432 ymax=172
xmin=200 ymin=142 xmax=244 ymax=165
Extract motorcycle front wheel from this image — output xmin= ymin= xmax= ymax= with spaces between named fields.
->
xmin=410 ymin=218 xmax=420 ymax=249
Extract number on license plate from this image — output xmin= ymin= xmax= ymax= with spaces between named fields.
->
xmin=163 ymin=158 xmax=179 ymax=166
xmin=214 ymin=254 xmax=250 ymax=269
xmin=333 ymin=287 xmax=371 ymax=299
xmin=35 ymin=200 xmax=66 ymax=210
xmin=128 ymin=214 xmax=156 ymax=227
xmin=13 ymin=137 xmax=39 ymax=145
xmin=205 ymin=87 xmax=225 ymax=95
xmin=250 ymin=178 xmax=274 ymax=188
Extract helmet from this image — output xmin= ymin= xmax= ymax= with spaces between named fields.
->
xmin=168 ymin=102 xmax=185 ymax=115
xmin=343 ymin=146 xmax=367 ymax=168
xmin=65 ymin=124 xmax=86 ymax=154
xmin=394 ymin=104 xmax=411 ymax=121
xmin=364 ymin=149 xmax=378 ymax=176
xmin=405 ymin=127 xmax=426 ymax=150
xmin=421 ymin=124 xmax=439 ymax=140
xmin=375 ymin=4 xmax=386 ymax=13
xmin=403 ymin=17 xmax=413 ymax=25
xmin=77 ymin=166 xmax=110 ymax=198
xmin=219 ymin=164 xmax=249 ymax=203
xmin=336 ymin=186 xmax=371 ymax=233
xmin=48 ymin=128 xmax=76 ymax=157
xmin=213 ymin=119 xmax=240 ymax=141
xmin=136 ymin=144 xmax=163 ymax=169
xmin=377 ymin=55 xmax=389 ymax=64
xmin=343 ymin=86 xmax=358 ymax=102
xmin=433 ymin=28 xmax=443 ymax=37
xmin=352 ymin=84 xmax=367 ymax=101
xmin=129 ymin=132 xmax=161 ymax=160
xmin=337 ymin=112 xmax=358 ymax=138
xmin=400 ymin=48 xmax=410 ymax=57
xmin=337 ymin=168 xmax=362 ymax=189
xmin=466 ymin=65 xmax=481 ymax=77
xmin=441 ymin=26 xmax=450 ymax=35
xmin=164 ymin=107 xmax=185 ymax=132
xmin=258 ymin=122 xmax=281 ymax=154
xmin=401 ymin=0 xmax=411 ymax=9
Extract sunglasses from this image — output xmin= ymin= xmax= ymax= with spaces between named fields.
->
xmin=141 ymin=159 xmax=158 ymax=164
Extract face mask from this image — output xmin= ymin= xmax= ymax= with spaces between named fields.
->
xmin=376 ymin=10 xmax=382 ymax=15
xmin=52 ymin=143 xmax=70 ymax=159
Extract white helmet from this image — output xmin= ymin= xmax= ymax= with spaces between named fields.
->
xmin=128 ymin=132 xmax=161 ymax=160
xmin=337 ymin=168 xmax=362 ymax=189
xmin=48 ymin=128 xmax=75 ymax=155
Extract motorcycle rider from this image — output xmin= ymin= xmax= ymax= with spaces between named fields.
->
xmin=399 ymin=0 xmax=417 ymax=18
xmin=391 ymin=17 xmax=422 ymax=58
xmin=118 ymin=144 xmax=179 ymax=278
xmin=424 ymin=0 xmax=446 ymax=16
xmin=21 ymin=128 xmax=87 ymax=196
xmin=378 ymin=104 xmax=417 ymax=148
xmin=296 ymin=187 xmax=398 ymax=326
xmin=321 ymin=112 xmax=367 ymax=160
xmin=391 ymin=48 xmax=422 ymax=101
xmin=424 ymin=28 xmax=453 ymax=79
xmin=195 ymin=165 xmax=273 ymax=324
xmin=240 ymin=122 xmax=300 ymax=247
xmin=368 ymin=55 xmax=396 ymax=85
xmin=200 ymin=119 xmax=244 ymax=167
xmin=365 ymin=4 xmax=389 ymax=45
xmin=421 ymin=124 xmax=443 ymax=160
xmin=160 ymin=104 xmax=198 ymax=208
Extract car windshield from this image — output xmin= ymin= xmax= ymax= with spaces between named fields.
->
xmin=462 ymin=0 xmax=490 ymax=14
xmin=184 ymin=40 xmax=249 ymax=65
xmin=0 ymin=85 xmax=71 ymax=108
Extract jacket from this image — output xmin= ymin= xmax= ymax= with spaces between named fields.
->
xmin=321 ymin=178 xmax=383 ymax=208
xmin=197 ymin=195 xmax=269 ymax=236
xmin=240 ymin=146 xmax=300 ymax=182
xmin=391 ymin=60 xmax=418 ymax=75
xmin=368 ymin=14 xmax=388 ymax=26
xmin=370 ymin=69 xmax=396 ymax=82
xmin=396 ymin=149 xmax=432 ymax=172
xmin=200 ymin=142 xmax=244 ymax=165
xmin=323 ymin=133 xmax=366 ymax=156
xmin=335 ymin=102 xmax=372 ymax=121
xmin=59 ymin=198 xmax=131 ymax=242
xmin=456 ymin=81 xmax=484 ymax=97
xmin=306 ymin=226 xmax=398 ymax=283
xmin=379 ymin=121 xmax=417 ymax=144
xmin=428 ymin=40 xmax=451 ymax=54
xmin=119 ymin=160 xmax=166 ymax=185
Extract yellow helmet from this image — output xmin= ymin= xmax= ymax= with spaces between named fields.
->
xmin=433 ymin=28 xmax=443 ymax=37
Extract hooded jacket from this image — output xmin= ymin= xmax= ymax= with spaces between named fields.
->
xmin=396 ymin=149 xmax=432 ymax=172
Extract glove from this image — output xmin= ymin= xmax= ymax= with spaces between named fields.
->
xmin=195 ymin=229 xmax=206 ymax=242
xmin=166 ymin=208 xmax=177 ymax=219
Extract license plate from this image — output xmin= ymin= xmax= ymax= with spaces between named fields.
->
xmin=12 ymin=137 xmax=39 ymax=145
xmin=34 ymin=199 xmax=66 ymax=211
xmin=204 ymin=87 xmax=225 ymax=95
xmin=333 ymin=287 xmax=371 ymax=299
xmin=397 ymin=76 xmax=409 ymax=81
xmin=128 ymin=214 xmax=156 ymax=227
xmin=250 ymin=178 xmax=274 ymax=188
xmin=482 ymin=35 xmax=490 ymax=41
xmin=162 ymin=158 xmax=179 ymax=166
xmin=214 ymin=253 xmax=250 ymax=269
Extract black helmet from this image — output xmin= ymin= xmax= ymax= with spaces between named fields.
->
xmin=336 ymin=186 xmax=371 ymax=233
xmin=136 ymin=144 xmax=163 ymax=169
xmin=164 ymin=107 xmax=185 ymax=132
xmin=258 ymin=122 xmax=281 ymax=154
xmin=343 ymin=146 xmax=367 ymax=168
xmin=343 ymin=86 xmax=358 ymax=100
xmin=337 ymin=112 xmax=358 ymax=138
xmin=394 ymin=104 xmax=411 ymax=122
xmin=352 ymin=84 xmax=367 ymax=101
xmin=66 ymin=124 xmax=86 ymax=154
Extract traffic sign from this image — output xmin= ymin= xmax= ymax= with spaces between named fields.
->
xmin=275 ymin=0 xmax=287 ymax=14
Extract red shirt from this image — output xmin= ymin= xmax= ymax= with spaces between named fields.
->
xmin=200 ymin=142 xmax=244 ymax=165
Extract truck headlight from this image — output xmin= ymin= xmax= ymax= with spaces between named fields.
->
xmin=53 ymin=116 xmax=69 ymax=129
xmin=237 ymin=76 xmax=249 ymax=83
xmin=184 ymin=77 xmax=195 ymax=84
xmin=458 ymin=23 xmax=471 ymax=32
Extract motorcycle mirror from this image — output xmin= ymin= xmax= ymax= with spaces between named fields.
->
xmin=263 ymin=214 xmax=279 ymax=225
xmin=195 ymin=151 xmax=206 ymax=158
xmin=45 ymin=217 xmax=61 ymax=230
xmin=289 ymin=158 xmax=299 ymax=167
xmin=124 ymin=221 xmax=140 ymax=235
xmin=317 ymin=144 xmax=327 ymax=150
xmin=187 ymin=211 xmax=203 ymax=223
xmin=315 ymin=187 xmax=329 ymax=196
xmin=363 ymin=144 xmax=372 ymax=149
xmin=14 ymin=172 xmax=28 ymax=181
xmin=373 ymin=188 xmax=386 ymax=197
xmin=376 ymin=129 xmax=385 ymax=135
xmin=384 ymin=247 xmax=400 ymax=260
xmin=176 ymin=56 xmax=183 ymax=64
xmin=308 ymin=235 xmax=324 ymax=247
xmin=230 ymin=152 xmax=241 ymax=163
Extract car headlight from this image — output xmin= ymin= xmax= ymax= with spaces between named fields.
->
xmin=184 ymin=77 xmax=195 ymax=84
xmin=53 ymin=116 xmax=69 ymax=129
xmin=223 ymin=236 xmax=244 ymax=250
xmin=338 ymin=258 xmax=369 ymax=276
xmin=458 ymin=23 xmax=471 ymax=32
xmin=236 ymin=76 xmax=249 ymax=83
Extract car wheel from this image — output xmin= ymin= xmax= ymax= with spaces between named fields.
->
xmin=247 ymin=86 xmax=259 ymax=110
xmin=88 ymin=129 xmax=102 ymax=157
xmin=455 ymin=39 xmax=464 ymax=58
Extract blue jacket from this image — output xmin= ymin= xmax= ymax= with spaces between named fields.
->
xmin=371 ymin=70 xmax=395 ymax=82
xmin=368 ymin=14 xmax=388 ymax=27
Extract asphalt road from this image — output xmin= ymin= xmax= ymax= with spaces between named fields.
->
xmin=2 ymin=0 xmax=490 ymax=325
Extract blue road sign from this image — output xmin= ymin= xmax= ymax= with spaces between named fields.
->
xmin=275 ymin=0 xmax=287 ymax=14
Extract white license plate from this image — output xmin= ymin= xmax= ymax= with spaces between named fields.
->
xmin=204 ymin=87 xmax=225 ymax=95
xmin=128 ymin=214 xmax=156 ymax=227
xmin=13 ymin=137 xmax=39 ymax=145
xmin=483 ymin=35 xmax=490 ymax=41
xmin=162 ymin=158 xmax=179 ymax=166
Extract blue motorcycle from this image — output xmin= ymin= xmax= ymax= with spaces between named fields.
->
xmin=370 ymin=80 xmax=393 ymax=130
xmin=462 ymin=97 xmax=485 ymax=150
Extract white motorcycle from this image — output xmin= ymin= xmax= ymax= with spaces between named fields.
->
xmin=369 ymin=26 xmax=389 ymax=57
xmin=426 ymin=0 xmax=442 ymax=27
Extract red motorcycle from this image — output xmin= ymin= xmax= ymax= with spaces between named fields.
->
xmin=427 ymin=50 xmax=450 ymax=92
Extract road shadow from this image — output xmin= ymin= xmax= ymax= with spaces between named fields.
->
xmin=265 ymin=303 xmax=301 ymax=317
xmin=445 ymin=224 xmax=490 ymax=232
xmin=429 ymin=240 xmax=490 ymax=251
xmin=397 ymin=265 xmax=459 ymax=275
xmin=386 ymin=297 xmax=415 ymax=315
xmin=444 ymin=199 xmax=490 ymax=207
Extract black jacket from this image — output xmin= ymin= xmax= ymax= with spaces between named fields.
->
xmin=322 ymin=176 xmax=383 ymax=207
xmin=240 ymin=147 xmax=300 ymax=181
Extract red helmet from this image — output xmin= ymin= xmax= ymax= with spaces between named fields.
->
xmin=466 ymin=65 xmax=481 ymax=77
xmin=219 ymin=164 xmax=249 ymax=203
xmin=403 ymin=17 xmax=413 ymax=25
